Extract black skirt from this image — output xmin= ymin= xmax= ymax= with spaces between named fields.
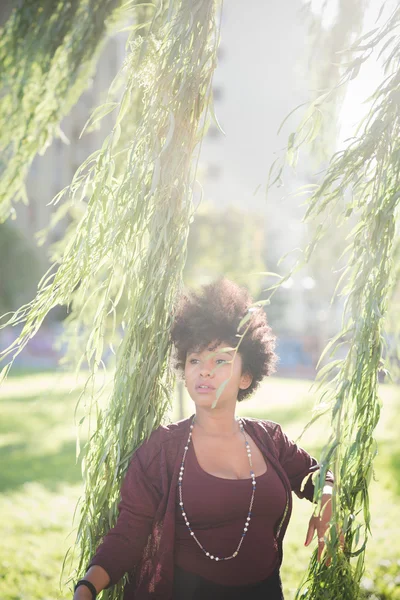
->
xmin=172 ymin=565 xmax=284 ymax=600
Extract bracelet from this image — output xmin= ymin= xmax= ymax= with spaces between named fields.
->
xmin=74 ymin=579 xmax=97 ymax=599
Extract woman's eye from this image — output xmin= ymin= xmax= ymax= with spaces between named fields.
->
xmin=189 ymin=358 xmax=199 ymax=364
xmin=216 ymin=359 xmax=227 ymax=364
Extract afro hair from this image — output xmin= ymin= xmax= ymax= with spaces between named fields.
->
xmin=170 ymin=278 xmax=277 ymax=400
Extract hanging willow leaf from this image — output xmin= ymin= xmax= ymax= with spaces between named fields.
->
xmin=301 ymin=0 xmax=369 ymax=159
xmin=0 ymin=0 xmax=147 ymax=223
xmin=1 ymin=1 xmax=221 ymax=597
xmin=265 ymin=5 xmax=400 ymax=599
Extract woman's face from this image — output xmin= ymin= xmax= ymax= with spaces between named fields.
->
xmin=184 ymin=341 xmax=252 ymax=408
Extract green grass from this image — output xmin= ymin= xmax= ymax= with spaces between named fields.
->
xmin=0 ymin=373 xmax=399 ymax=599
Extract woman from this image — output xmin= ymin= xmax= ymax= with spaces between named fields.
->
xmin=73 ymin=279 xmax=334 ymax=600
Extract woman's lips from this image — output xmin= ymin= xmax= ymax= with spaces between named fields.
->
xmin=195 ymin=384 xmax=215 ymax=393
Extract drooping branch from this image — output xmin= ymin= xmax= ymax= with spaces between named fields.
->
xmin=267 ymin=5 xmax=400 ymax=599
xmin=301 ymin=0 xmax=369 ymax=158
xmin=1 ymin=1 xmax=220 ymax=596
xmin=0 ymin=0 xmax=130 ymax=222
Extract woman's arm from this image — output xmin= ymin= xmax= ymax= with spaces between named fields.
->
xmin=77 ymin=447 xmax=161 ymax=592
xmin=304 ymin=481 xmax=334 ymax=563
xmin=272 ymin=423 xmax=334 ymax=501
xmin=271 ymin=423 xmax=338 ymax=563
xmin=72 ymin=566 xmax=110 ymax=599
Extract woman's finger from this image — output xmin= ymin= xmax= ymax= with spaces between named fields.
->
xmin=305 ymin=518 xmax=316 ymax=546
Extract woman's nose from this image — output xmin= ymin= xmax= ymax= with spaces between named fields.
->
xmin=200 ymin=362 xmax=213 ymax=377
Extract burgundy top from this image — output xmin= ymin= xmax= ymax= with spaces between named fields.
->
xmin=88 ymin=416 xmax=334 ymax=599
xmin=174 ymin=441 xmax=287 ymax=585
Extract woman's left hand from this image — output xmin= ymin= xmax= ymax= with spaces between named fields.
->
xmin=304 ymin=489 xmax=333 ymax=565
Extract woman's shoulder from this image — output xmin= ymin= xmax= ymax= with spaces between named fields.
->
xmin=243 ymin=416 xmax=311 ymax=463
xmin=242 ymin=415 xmax=282 ymax=436
xmin=148 ymin=416 xmax=191 ymax=445
xmin=242 ymin=416 xmax=286 ymax=448
xmin=135 ymin=416 xmax=191 ymax=465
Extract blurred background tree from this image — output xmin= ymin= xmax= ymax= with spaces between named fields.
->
xmin=184 ymin=203 xmax=266 ymax=296
xmin=0 ymin=222 xmax=41 ymax=316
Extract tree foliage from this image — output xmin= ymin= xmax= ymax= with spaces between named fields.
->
xmin=0 ymin=1 xmax=399 ymax=599
xmin=302 ymin=0 xmax=369 ymax=159
xmin=0 ymin=0 xmax=126 ymax=223
xmin=1 ymin=1 xmax=221 ymax=597
xmin=267 ymin=4 xmax=400 ymax=598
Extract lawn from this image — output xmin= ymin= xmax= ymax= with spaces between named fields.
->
xmin=0 ymin=372 xmax=399 ymax=599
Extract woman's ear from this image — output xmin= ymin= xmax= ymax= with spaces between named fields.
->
xmin=239 ymin=371 xmax=253 ymax=390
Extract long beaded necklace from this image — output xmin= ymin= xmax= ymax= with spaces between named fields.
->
xmin=178 ymin=415 xmax=256 ymax=561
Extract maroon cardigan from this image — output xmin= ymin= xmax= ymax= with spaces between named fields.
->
xmin=89 ymin=416 xmax=334 ymax=599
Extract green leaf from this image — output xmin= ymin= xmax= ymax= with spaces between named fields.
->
xmin=0 ymin=363 xmax=11 ymax=385
xmin=80 ymin=103 xmax=119 ymax=138
xmin=211 ymin=379 xmax=229 ymax=408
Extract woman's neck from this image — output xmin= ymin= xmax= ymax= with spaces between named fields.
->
xmin=194 ymin=407 xmax=240 ymax=437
